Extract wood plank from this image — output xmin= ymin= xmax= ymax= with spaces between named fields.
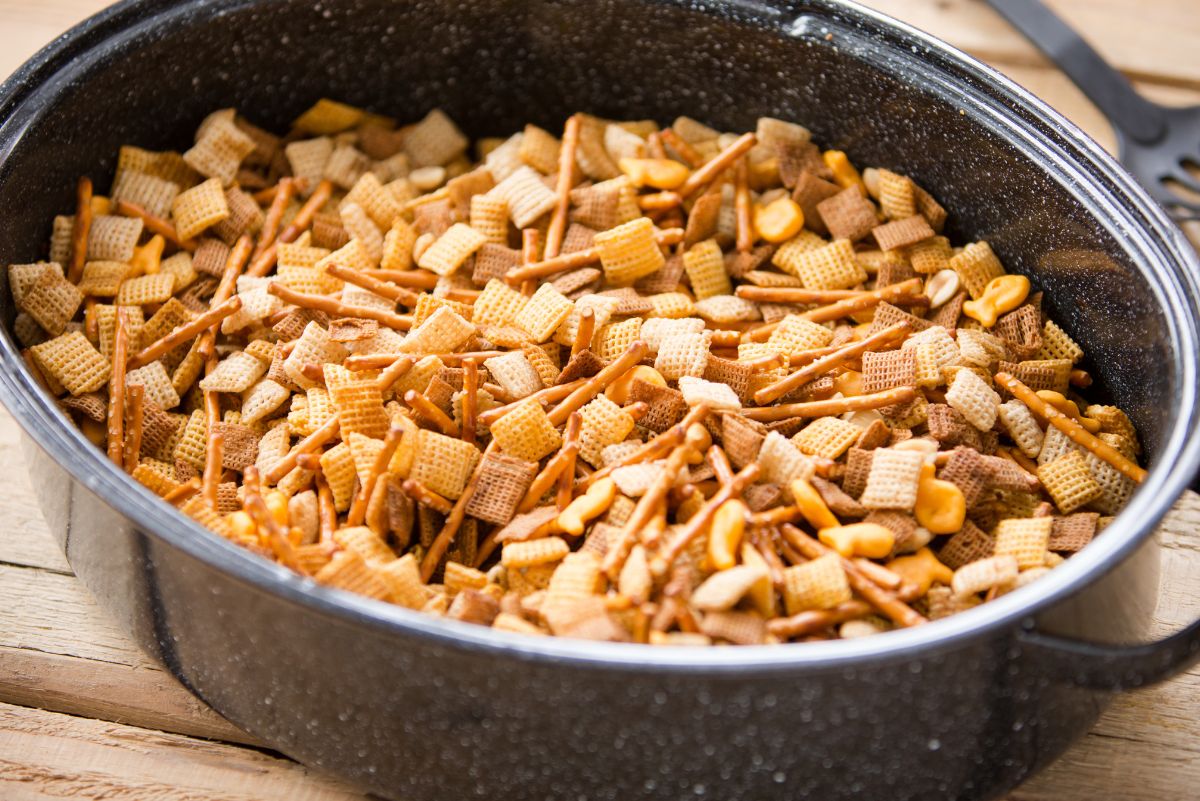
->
xmin=0 ymin=562 xmax=256 ymax=745
xmin=864 ymin=0 xmax=1200 ymax=89
xmin=0 ymin=701 xmax=366 ymax=801
xmin=0 ymin=415 xmax=71 ymax=574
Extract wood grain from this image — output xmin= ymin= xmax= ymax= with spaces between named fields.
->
xmin=0 ymin=1 xmax=1198 ymax=799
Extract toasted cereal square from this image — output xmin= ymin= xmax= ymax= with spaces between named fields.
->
xmin=767 ymin=314 xmax=834 ymax=354
xmin=88 ymin=215 xmax=144 ymax=263
xmin=873 ymin=214 xmax=934 ymax=251
xmin=1036 ymin=320 xmax=1084 ymax=364
xmin=319 ymin=441 xmax=358 ymax=511
xmin=200 ymin=350 xmax=267 ymax=394
xmin=490 ymin=165 xmax=557 ymax=229
xmin=411 ymin=429 xmax=482 ymax=500
xmin=240 ymin=378 xmax=290 ymax=425
xmin=21 ymin=270 xmax=84 ymax=335
xmin=514 ymin=283 xmax=574 ymax=343
xmin=113 ymin=273 xmax=174 ymax=308
xmin=998 ymin=399 xmax=1044 ymax=459
xmin=791 ymin=238 xmax=867 ymax=290
xmin=993 ymin=517 xmax=1052 ymax=570
xmin=293 ymin=98 xmax=365 ymax=134
xmin=172 ymin=178 xmax=230 ymax=241
xmin=792 ymin=416 xmax=860 ymax=460
xmin=949 ymin=241 xmax=1004 ymax=299
xmin=399 ymin=305 xmax=475 ymax=355
xmin=1039 ymin=450 xmax=1103 ymax=514
xmin=859 ymin=447 xmax=924 ymax=511
xmin=484 ymin=351 xmax=544 ymax=398
xmin=418 ymin=222 xmax=488 ymax=276
xmin=944 ymin=368 xmax=1000 ymax=431
xmin=682 ymin=239 xmax=732 ymax=299
xmin=592 ymin=217 xmax=665 ymax=285
xmin=783 ymin=552 xmax=851 ymax=613
xmin=404 ymin=109 xmax=469 ymax=168
xmin=488 ymin=398 xmax=564 ymax=462
xmin=677 ymin=375 xmax=741 ymax=412
xmin=126 ymin=361 xmax=181 ymax=410
xmin=816 ymin=187 xmax=878 ymax=242
xmin=654 ymin=332 xmax=710 ymax=381
xmin=519 ymin=124 xmax=562 ymax=174
xmin=328 ymin=376 xmax=390 ymax=440
xmin=464 ymin=450 xmax=538 ymax=525
xmin=473 ymin=278 xmax=529 ymax=328
xmin=112 ymin=170 xmax=180 ymax=219
xmin=758 ymin=430 xmax=816 ymax=486
xmin=183 ymin=110 xmax=256 ymax=185
xmin=861 ymin=349 xmax=917 ymax=394
xmin=30 ymin=331 xmax=110 ymax=395
xmin=578 ymin=395 xmax=636 ymax=467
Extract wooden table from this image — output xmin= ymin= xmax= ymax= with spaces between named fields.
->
xmin=1 ymin=1 xmax=1198 ymax=798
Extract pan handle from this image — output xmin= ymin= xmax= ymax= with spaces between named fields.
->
xmin=1016 ymin=621 xmax=1200 ymax=691
xmin=981 ymin=0 xmax=1165 ymax=145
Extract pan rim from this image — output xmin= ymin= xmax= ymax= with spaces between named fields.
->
xmin=1 ymin=0 xmax=1198 ymax=672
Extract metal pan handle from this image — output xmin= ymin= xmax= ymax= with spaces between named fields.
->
xmin=1016 ymin=622 xmax=1200 ymax=691
xmin=1015 ymin=491 xmax=1200 ymax=690
xmin=982 ymin=0 xmax=1165 ymax=145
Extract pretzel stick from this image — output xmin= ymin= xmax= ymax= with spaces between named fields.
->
xmin=267 ymin=282 xmax=412 ymax=330
xmin=164 ymin=477 xmax=202 ymax=506
xmin=122 ymin=384 xmax=144 ymax=474
xmin=295 ymin=453 xmax=322 ymax=471
xmin=735 ymin=159 xmax=753 ymax=253
xmin=348 ymin=424 xmax=405 ymax=526
xmin=504 ymin=228 xmax=685 ymax=285
xmin=602 ymin=437 xmax=695 ymax=580
xmin=265 ymin=413 xmax=341 ymax=484
xmin=202 ymin=432 xmax=224 ymax=510
xmin=741 ymin=320 xmax=781 ymax=343
xmin=324 ymin=263 xmax=421 ymax=306
xmin=517 ymin=413 xmax=582 ymax=514
xmin=707 ymin=444 xmax=736 ymax=486
xmin=854 ymin=558 xmax=905 ymax=590
xmin=1070 ymin=368 xmax=1092 ymax=389
xmin=659 ymin=128 xmax=704 ymax=169
xmin=253 ymin=176 xmax=295 ymax=260
xmin=517 ymin=228 xmax=541 ymax=296
xmin=114 ymin=200 xmax=197 ymax=252
xmin=371 ymin=269 xmax=440 ymax=289
xmin=404 ymin=389 xmax=460 ymax=437
xmin=477 ymin=379 xmax=587 ymax=426
xmin=126 ymin=297 xmax=243 ymax=370
xmin=998 ymin=445 xmax=1042 ymax=483
xmin=555 ymin=411 xmax=583 ymax=511
xmin=547 ymin=340 xmax=648 ymax=425
xmin=583 ymin=404 xmax=711 ymax=487
xmin=780 ymin=524 xmax=927 ymax=628
xmin=348 ymin=351 xmax=502 ymax=371
xmin=654 ymin=461 xmax=760 ymax=574
xmin=766 ymin=600 xmax=873 ymax=639
xmin=313 ymin=466 xmax=336 ymax=544
xmin=571 ymin=307 xmax=595 ymax=358
xmin=461 ymin=358 xmax=479 ymax=445
xmin=750 ymin=528 xmax=788 ymax=591
xmin=754 ymin=322 xmax=911 ymax=405
xmin=242 ymin=466 xmax=305 ymax=573
xmin=106 ymin=309 xmax=129 ymax=467
xmin=544 ymin=114 xmax=581 ymax=260
xmin=402 ymin=478 xmax=455 ymax=514
xmin=994 ymin=372 xmax=1146 ymax=483
xmin=736 ymin=286 xmax=873 ymax=303
xmin=679 ymin=132 xmax=757 ymax=199
xmin=198 ymin=235 xmax=254 ymax=359
xmin=741 ymin=386 xmax=915 ymax=422
xmin=421 ymin=440 xmax=498 ymax=581
xmin=67 ymin=176 xmax=93 ymax=284
xmin=801 ymin=278 xmax=924 ymax=323
xmin=709 ymin=330 xmax=742 ymax=349
xmin=246 ymin=179 xmax=333 ymax=277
